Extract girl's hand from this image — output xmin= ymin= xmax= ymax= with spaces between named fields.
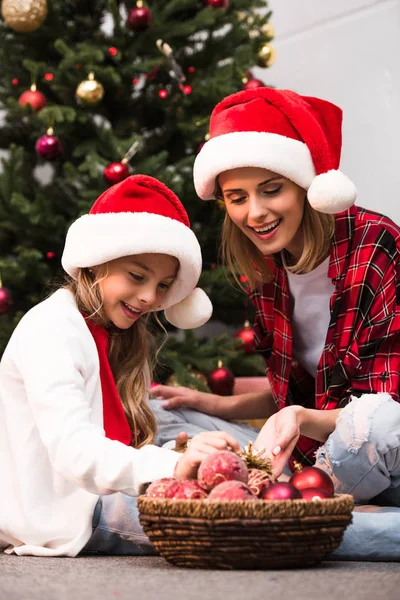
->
xmin=151 ymin=384 xmax=220 ymax=416
xmin=174 ymin=431 xmax=240 ymax=479
xmin=254 ymin=406 xmax=303 ymax=479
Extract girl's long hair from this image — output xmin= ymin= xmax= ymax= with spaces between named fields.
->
xmin=66 ymin=266 xmax=158 ymax=448
xmin=220 ymin=192 xmax=336 ymax=290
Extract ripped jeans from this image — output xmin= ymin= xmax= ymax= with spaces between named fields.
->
xmin=316 ymin=393 xmax=400 ymax=506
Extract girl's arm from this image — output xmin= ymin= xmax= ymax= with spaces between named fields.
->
xmin=296 ymin=406 xmax=342 ymax=442
xmin=151 ymin=385 xmax=277 ymax=421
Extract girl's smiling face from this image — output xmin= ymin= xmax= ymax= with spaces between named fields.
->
xmin=95 ymin=253 xmax=179 ymax=329
xmin=219 ymin=166 xmax=306 ymax=260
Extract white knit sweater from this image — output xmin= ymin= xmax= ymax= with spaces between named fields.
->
xmin=0 ymin=289 xmax=179 ymax=556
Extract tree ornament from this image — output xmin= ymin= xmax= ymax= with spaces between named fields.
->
xmin=18 ymin=83 xmax=47 ymax=112
xmin=0 ymin=281 xmax=12 ymax=314
xmin=260 ymin=481 xmax=302 ymax=501
xmin=290 ymin=465 xmax=335 ymax=496
xmin=127 ymin=1 xmax=152 ymax=31
xmin=103 ymin=161 xmax=130 ymax=184
xmin=1 ymin=0 xmax=47 ymax=33
xmin=35 ymin=127 xmax=63 ymax=160
xmin=261 ymin=23 xmax=275 ymax=38
xmin=256 ymin=43 xmax=276 ymax=68
xmin=198 ymin=450 xmax=248 ymax=491
xmin=208 ymin=480 xmax=255 ymax=501
xmin=239 ymin=441 xmax=273 ymax=475
xmin=76 ymin=72 xmax=104 ymax=106
xmin=234 ymin=320 xmax=255 ymax=354
xmin=247 ymin=468 xmax=273 ymax=497
xmin=207 ymin=360 xmax=234 ymax=396
xmin=301 ymin=487 xmax=332 ymax=501
xmin=242 ymin=78 xmax=264 ymax=91
xmin=204 ymin=0 xmax=229 ymax=8
xmin=166 ymin=367 xmax=208 ymax=390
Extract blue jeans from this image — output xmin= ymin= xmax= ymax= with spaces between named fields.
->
xmin=81 ymin=493 xmax=155 ymax=556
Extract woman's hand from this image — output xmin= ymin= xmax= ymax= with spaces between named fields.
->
xmin=254 ymin=406 xmax=303 ymax=479
xmin=151 ymin=384 xmax=220 ymax=416
xmin=174 ymin=431 xmax=240 ymax=479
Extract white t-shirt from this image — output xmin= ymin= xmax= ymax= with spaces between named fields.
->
xmin=284 ymin=255 xmax=335 ymax=378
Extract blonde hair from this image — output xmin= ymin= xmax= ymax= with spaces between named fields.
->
xmin=66 ymin=267 xmax=158 ymax=448
xmin=219 ymin=188 xmax=336 ymax=290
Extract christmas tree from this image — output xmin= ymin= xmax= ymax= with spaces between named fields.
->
xmin=0 ymin=0 xmax=275 ymax=388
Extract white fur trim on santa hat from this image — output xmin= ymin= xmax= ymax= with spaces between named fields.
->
xmin=62 ymin=211 xmax=203 ymax=313
xmin=194 ymin=132 xmax=316 ymax=199
xmin=164 ymin=288 xmax=213 ymax=329
xmin=307 ymin=170 xmax=358 ymax=214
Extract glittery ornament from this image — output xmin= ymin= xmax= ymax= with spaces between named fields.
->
xmin=1 ymin=0 xmax=47 ymax=33
xmin=35 ymin=128 xmax=63 ymax=160
xmin=18 ymin=84 xmax=47 ymax=111
xmin=76 ymin=72 xmax=104 ymax=106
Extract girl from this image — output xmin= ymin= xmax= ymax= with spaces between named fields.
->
xmin=151 ymin=89 xmax=400 ymax=557
xmin=0 ymin=174 xmax=240 ymax=557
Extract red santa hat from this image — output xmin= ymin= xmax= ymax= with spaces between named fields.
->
xmin=62 ymin=174 xmax=212 ymax=329
xmin=194 ymin=88 xmax=357 ymax=214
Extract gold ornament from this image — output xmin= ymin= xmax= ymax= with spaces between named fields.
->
xmin=261 ymin=23 xmax=275 ymax=39
xmin=256 ymin=43 xmax=276 ymax=68
xmin=1 ymin=0 xmax=47 ymax=32
xmin=166 ymin=368 xmax=208 ymax=390
xmin=239 ymin=441 xmax=273 ymax=476
xmin=76 ymin=72 xmax=104 ymax=106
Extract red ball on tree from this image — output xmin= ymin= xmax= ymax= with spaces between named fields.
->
xmin=127 ymin=4 xmax=152 ymax=31
xmin=207 ymin=360 xmax=234 ymax=395
xmin=104 ymin=161 xmax=130 ymax=184
xmin=243 ymin=78 xmax=265 ymax=91
xmin=208 ymin=480 xmax=255 ymax=501
xmin=0 ymin=287 xmax=12 ymax=314
xmin=198 ymin=450 xmax=248 ymax=491
xmin=301 ymin=487 xmax=332 ymax=501
xmin=204 ymin=0 xmax=229 ymax=8
xmin=35 ymin=129 xmax=63 ymax=161
xmin=165 ymin=480 xmax=208 ymax=500
xmin=260 ymin=481 xmax=302 ymax=501
xmin=290 ymin=466 xmax=335 ymax=496
xmin=234 ymin=320 xmax=255 ymax=354
xmin=18 ymin=86 xmax=47 ymax=112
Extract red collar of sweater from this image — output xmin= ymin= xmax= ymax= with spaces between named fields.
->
xmin=83 ymin=316 xmax=132 ymax=446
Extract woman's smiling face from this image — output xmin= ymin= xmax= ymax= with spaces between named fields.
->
xmin=219 ymin=166 xmax=306 ymax=260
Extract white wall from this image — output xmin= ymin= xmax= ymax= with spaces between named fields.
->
xmin=256 ymin=0 xmax=400 ymax=224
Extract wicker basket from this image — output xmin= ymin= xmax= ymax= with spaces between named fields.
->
xmin=138 ymin=494 xmax=354 ymax=570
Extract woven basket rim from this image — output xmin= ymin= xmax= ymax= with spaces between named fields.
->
xmin=138 ymin=493 xmax=354 ymax=520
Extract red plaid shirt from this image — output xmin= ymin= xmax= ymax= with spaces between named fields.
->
xmin=250 ymin=205 xmax=400 ymax=468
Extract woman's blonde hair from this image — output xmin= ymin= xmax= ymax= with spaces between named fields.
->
xmin=219 ymin=187 xmax=336 ymax=290
xmin=66 ymin=266 xmax=158 ymax=448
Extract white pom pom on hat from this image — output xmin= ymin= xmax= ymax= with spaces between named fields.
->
xmin=194 ymin=88 xmax=357 ymax=214
xmin=61 ymin=174 xmax=212 ymax=329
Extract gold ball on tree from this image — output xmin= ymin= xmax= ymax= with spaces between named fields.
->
xmin=1 ymin=0 xmax=47 ymax=33
xmin=76 ymin=72 xmax=104 ymax=106
xmin=256 ymin=43 xmax=276 ymax=68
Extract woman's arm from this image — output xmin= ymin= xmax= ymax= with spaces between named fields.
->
xmin=151 ymin=385 xmax=277 ymax=421
xmin=296 ymin=406 xmax=342 ymax=442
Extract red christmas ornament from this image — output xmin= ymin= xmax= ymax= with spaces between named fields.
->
xmin=12 ymin=78 xmax=19 ymax=86
xmin=165 ymin=480 xmax=208 ymax=500
xmin=290 ymin=466 xmax=335 ymax=496
xmin=108 ymin=47 xmax=118 ymax=56
xmin=198 ymin=450 xmax=248 ymax=491
xmin=234 ymin=320 xmax=255 ymax=354
xmin=204 ymin=0 xmax=229 ymax=8
xmin=243 ymin=78 xmax=265 ymax=91
xmin=260 ymin=481 xmax=302 ymax=501
xmin=44 ymin=73 xmax=54 ymax=81
xmin=127 ymin=4 xmax=152 ymax=31
xmin=46 ymin=251 xmax=56 ymax=259
xmin=35 ymin=129 xmax=63 ymax=161
xmin=145 ymin=477 xmax=176 ymax=498
xmin=247 ymin=468 xmax=272 ymax=497
xmin=0 ymin=287 xmax=12 ymax=314
xmin=207 ymin=361 xmax=234 ymax=396
xmin=208 ymin=480 xmax=255 ymax=501
xmin=182 ymin=85 xmax=192 ymax=95
xmin=103 ymin=161 xmax=130 ymax=185
xmin=158 ymin=89 xmax=168 ymax=98
xmin=19 ymin=84 xmax=47 ymax=112
xmin=301 ymin=487 xmax=332 ymax=501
